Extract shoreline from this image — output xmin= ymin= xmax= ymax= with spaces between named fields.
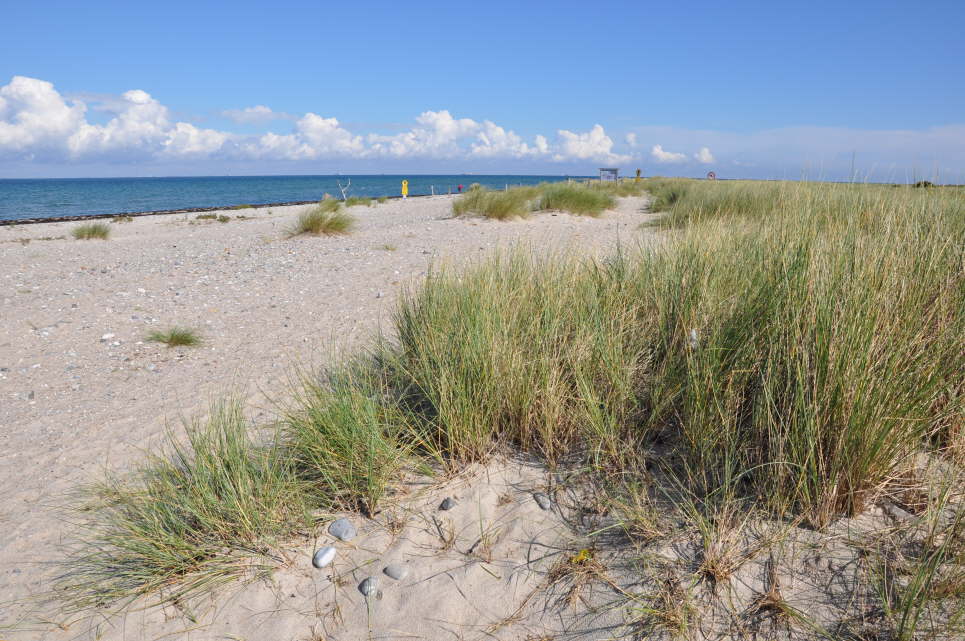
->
xmin=0 ymin=192 xmax=436 ymax=227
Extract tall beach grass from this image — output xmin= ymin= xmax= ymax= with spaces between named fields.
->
xmin=58 ymin=180 xmax=964 ymax=615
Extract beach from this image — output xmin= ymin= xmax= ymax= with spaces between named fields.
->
xmin=0 ymin=194 xmax=654 ymax=639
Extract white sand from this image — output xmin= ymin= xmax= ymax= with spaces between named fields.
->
xmin=0 ymin=195 xmax=655 ymax=639
xmin=5 ymin=196 xmax=949 ymax=640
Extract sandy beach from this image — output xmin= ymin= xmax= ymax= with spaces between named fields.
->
xmin=1 ymin=194 xmax=655 ymax=639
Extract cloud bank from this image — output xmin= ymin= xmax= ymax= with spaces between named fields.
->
xmin=3 ymin=76 xmax=962 ymax=182
xmin=0 ymin=76 xmax=627 ymax=169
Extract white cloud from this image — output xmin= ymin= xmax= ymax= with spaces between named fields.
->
xmin=0 ymin=76 xmax=87 ymax=156
xmin=651 ymin=144 xmax=688 ymax=163
xmin=471 ymin=121 xmax=547 ymax=158
xmin=222 ymin=105 xmax=292 ymax=124
xmin=694 ymin=146 xmax=715 ymax=164
xmin=367 ymin=110 xmax=480 ymax=157
xmin=5 ymin=76 xmax=964 ymax=182
xmin=554 ymin=124 xmax=631 ymax=163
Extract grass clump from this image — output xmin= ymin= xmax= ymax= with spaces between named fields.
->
xmin=284 ymin=369 xmax=412 ymax=515
xmin=452 ymin=185 xmax=538 ymax=220
xmin=537 ymin=183 xmax=615 ymax=216
xmin=57 ymin=401 xmax=309 ymax=612
xmin=290 ymin=201 xmax=354 ymax=236
xmin=59 ymin=180 xmax=964 ymax=620
xmin=72 ymin=222 xmax=111 ymax=240
xmin=344 ymin=196 xmax=373 ymax=208
xmin=452 ymin=182 xmax=619 ymax=220
xmin=146 ymin=327 xmax=202 ymax=348
xmin=377 ymin=196 xmax=389 ymax=204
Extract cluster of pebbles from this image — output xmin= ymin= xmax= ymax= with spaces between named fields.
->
xmin=312 ymin=492 xmax=553 ymax=598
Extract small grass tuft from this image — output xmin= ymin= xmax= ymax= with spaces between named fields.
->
xmin=344 ymin=196 xmax=373 ymax=208
xmin=72 ymin=222 xmax=111 ymax=240
xmin=146 ymin=327 xmax=202 ymax=348
xmin=290 ymin=203 xmax=355 ymax=237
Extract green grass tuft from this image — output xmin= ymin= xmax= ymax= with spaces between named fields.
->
xmin=537 ymin=183 xmax=615 ymax=216
xmin=57 ymin=179 xmax=964 ymax=619
xmin=57 ymin=401 xmax=309 ymax=612
xmin=72 ymin=222 xmax=111 ymax=240
xmin=344 ymin=196 xmax=373 ymax=207
xmin=290 ymin=202 xmax=355 ymax=236
xmin=146 ymin=327 xmax=202 ymax=348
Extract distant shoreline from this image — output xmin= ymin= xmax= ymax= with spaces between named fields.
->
xmin=0 ymin=193 xmax=437 ymax=227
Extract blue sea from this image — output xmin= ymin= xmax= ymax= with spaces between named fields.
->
xmin=0 ymin=175 xmax=585 ymax=223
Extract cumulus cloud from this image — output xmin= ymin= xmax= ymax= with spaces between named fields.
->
xmin=14 ymin=75 xmax=961 ymax=181
xmin=651 ymin=144 xmax=688 ymax=163
xmin=694 ymin=146 xmax=715 ymax=164
xmin=555 ymin=125 xmax=631 ymax=164
xmin=1 ymin=76 xmax=641 ymax=168
xmin=221 ymin=105 xmax=292 ymax=124
xmin=367 ymin=110 xmax=480 ymax=157
xmin=471 ymin=121 xmax=547 ymax=158
xmin=0 ymin=76 xmax=87 ymax=157
xmin=0 ymin=76 xmax=231 ymax=161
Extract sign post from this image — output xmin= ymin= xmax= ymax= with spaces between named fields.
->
xmin=401 ymin=179 xmax=409 ymax=200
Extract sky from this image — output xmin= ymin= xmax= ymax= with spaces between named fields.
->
xmin=1 ymin=0 xmax=963 ymax=181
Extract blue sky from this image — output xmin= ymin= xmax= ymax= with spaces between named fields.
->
xmin=1 ymin=0 xmax=963 ymax=181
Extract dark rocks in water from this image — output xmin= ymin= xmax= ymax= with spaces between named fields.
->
xmin=439 ymin=497 xmax=456 ymax=511
xmin=328 ymin=517 xmax=357 ymax=541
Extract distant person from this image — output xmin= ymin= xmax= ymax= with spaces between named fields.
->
xmin=457 ymin=184 xmax=463 ymax=193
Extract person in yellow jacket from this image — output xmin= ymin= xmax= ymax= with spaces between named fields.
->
xmin=401 ymin=179 xmax=409 ymax=200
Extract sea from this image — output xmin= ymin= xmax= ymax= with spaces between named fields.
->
xmin=0 ymin=175 xmax=586 ymax=223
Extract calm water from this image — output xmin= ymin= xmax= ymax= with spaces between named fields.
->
xmin=0 ymin=175 xmax=584 ymax=222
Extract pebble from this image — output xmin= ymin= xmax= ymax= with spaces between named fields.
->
xmin=439 ymin=497 xmax=456 ymax=511
xmin=328 ymin=517 xmax=357 ymax=541
xmin=383 ymin=563 xmax=409 ymax=580
xmin=312 ymin=546 xmax=336 ymax=568
xmin=533 ymin=492 xmax=552 ymax=510
xmin=358 ymin=576 xmax=379 ymax=596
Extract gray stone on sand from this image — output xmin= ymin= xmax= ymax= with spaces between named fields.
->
xmin=312 ymin=546 xmax=336 ymax=568
xmin=533 ymin=492 xmax=552 ymax=510
xmin=328 ymin=517 xmax=357 ymax=541
xmin=439 ymin=497 xmax=456 ymax=511
xmin=359 ymin=576 xmax=379 ymax=596
xmin=383 ymin=563 xmax=409 ymax=580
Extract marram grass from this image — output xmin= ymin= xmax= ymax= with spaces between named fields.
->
xmin=59 ymin=180 xmax=964 ymax=618
xmin=145 ymin=326 xmax=202 ymax=347
xmin=452 ymin=181 xmax=621 ymax=219
xmin=72 ymin=222 xmax=111 ymax=240
xmin=290 ymin=201 xmax=355 ymax=236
